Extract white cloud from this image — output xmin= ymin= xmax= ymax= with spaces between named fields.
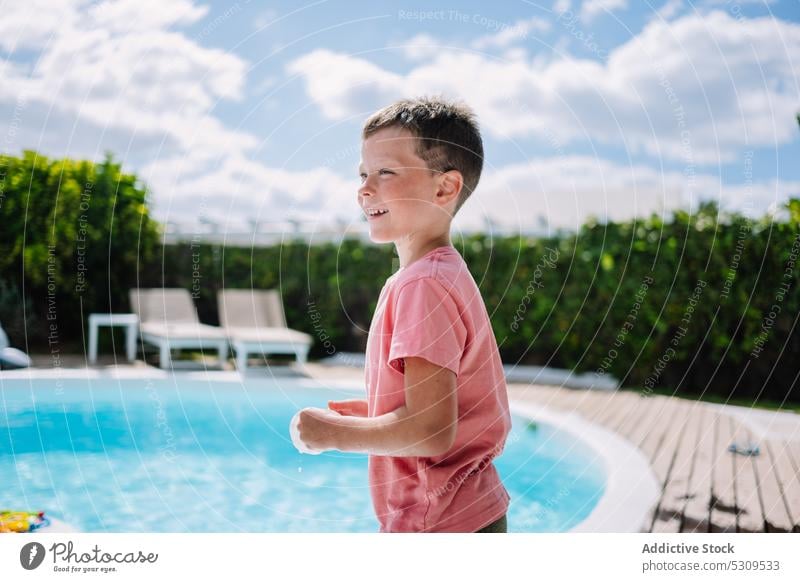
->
xmin=398 ymin=33 xmax=443 ymax=60
xmin=460 ymin=155 xmax=687 ymax=231
xmin=0 ymin=0 xmax=253 ymax=164
xmin=88 ymin=0 xmax=208 ymax=33
xmin=455 ymin=156 xmax=799 ymax=231
xmin=654 ymin=0 xmax=684 ymax=21
xmin=286 ymin=49 xmax=404 ymax=119
xmin=553 ymin=0 xmax=572 ymax=14
xmin=0 ymin=1 xmax=366 ymax=235
xmin=289 ymin=11 xmax=800 ymax=164
xmin=0 ymin=0 xmax=84 ymax=52
xmin=580 ymin=0 xmax=629 ymax=23
xmin=0 ymin=0 xmax=796 ymax=233
xmin=0 ymin=0 xmax=265 ymax=202
xmin=252 ymin=9 xmax=278 ymax=30
xmin=143 ymin=153 xmax=359 ymax=225
xmin=471 ymin=17 xmax=551 ymax=51
xmin=0 ymin=0 xmax=332 ymax=234
xmin=400 ymin=24 xmax=552 ymax=62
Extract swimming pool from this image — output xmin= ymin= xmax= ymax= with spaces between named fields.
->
xmin=0 ymin=376 xmax=605 ymax=532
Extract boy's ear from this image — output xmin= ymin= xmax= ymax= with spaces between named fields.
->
xmin=436 ymin=170 xmax=463 ymax=209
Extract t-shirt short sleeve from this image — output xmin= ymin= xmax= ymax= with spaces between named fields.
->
xmin=388 ymin=277 xmax=467 ymax=376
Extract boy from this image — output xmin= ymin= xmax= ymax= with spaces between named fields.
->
xmin=294 ymin=97 xmax=512 ymax=533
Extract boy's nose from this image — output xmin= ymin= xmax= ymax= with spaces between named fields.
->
xmin=358 ymin=181 xmax=374 ymax=198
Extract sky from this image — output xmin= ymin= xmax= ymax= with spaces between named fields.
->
xmin=0 ymin=0 xmax=798 ymax=235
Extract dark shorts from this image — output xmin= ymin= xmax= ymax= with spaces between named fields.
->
xmin=475 ymin=514 xmax=507 ymax=533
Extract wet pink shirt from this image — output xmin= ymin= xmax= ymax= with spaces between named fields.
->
xmin=365 ymin=246 xmax=512 ymax=532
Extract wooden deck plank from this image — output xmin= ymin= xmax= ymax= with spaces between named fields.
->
xmin=585 ymin=392 xmax=620 ymax=425
xmin=708 ymin=413 xmax=738 ymax=532
xmin=678 ymin=407 xmax=717 ymax=533
xmin=754 ymin=438 xmax=794 ymax=532
xmin=783 ymin=441 xmax=800 ymax=530
xmin=782 ymin=441 xmax=800 ymax=476
xmin=650 ymin=513 xmax=681 ymax=532
xmin=734 ymin=421 xmax=792 ymax=532
xmin=629 ymin=396 xmax=683 ymax=455
xmin=651 ymin=403 xmax=700 ymax=487
xmin=570 ymin=390 xmax=612 ymax=422
xmin=507 ymin=385 xmax=571 ymax=412
xmin=585 ymin=390 xmax=633 ymax=428
xmin=537 ymin=386 xmax=587 ymax=412
xmin=636 ymin=399 xmax=695 ymax=532
xmin=639 ymin=398 xmax=693 ymax=463
xmin=763 ymin=439 xmax=800 ymax=532
xmin=730 ymin=421 xmax=766 ymax=532
xmin=654 ymin=405 xmax=707 ymax=531
xmin=681 ymin=411 xmax=723 ymax=532
xmin=617 ymin=394 xmax=661 ymax=444
xmin=603 ymin=393 xmax=642 ymax=434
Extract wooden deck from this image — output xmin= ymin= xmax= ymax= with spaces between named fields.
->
xmin=508 ymin=384 xmax=800 ymax=533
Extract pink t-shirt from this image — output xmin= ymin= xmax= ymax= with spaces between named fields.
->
xmin=365 ymin=245 xmax=512 ymax=532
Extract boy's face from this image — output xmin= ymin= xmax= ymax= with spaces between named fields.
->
xmin=358 ymin=126 xmax=453 ymax=244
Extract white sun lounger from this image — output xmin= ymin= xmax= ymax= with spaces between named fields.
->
xmin=129 ymin=288 xmax=228 ymax=369
xmin=217 ymin=289 xmax=312 ymax=371
xmin=0 ymin=322 xmax=31 ymax=369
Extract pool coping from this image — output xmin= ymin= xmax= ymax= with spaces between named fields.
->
xmin=2 ymin=368 xmax=660 ymax=533
xmin=509 ymin=401 xmax=659 ymax=533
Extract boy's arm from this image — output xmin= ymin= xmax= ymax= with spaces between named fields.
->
xmin=297 ymin=356 xmax=458 ymax=457
xmin=327 ymin=399 xmax=368 ymax=416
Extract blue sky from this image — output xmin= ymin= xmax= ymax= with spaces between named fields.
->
xmin=1 ymin=0 xmax=798 ymax=233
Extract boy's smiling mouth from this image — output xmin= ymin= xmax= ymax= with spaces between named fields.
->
xmin=365 ymin=208 xmax=389 ymax=219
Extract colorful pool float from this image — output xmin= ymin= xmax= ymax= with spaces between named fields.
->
xmin=0 ymin=510 xmax=50 ymax=533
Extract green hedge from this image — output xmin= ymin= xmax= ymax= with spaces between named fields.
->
xmin=1 ymin=151 xmax=798 ymax=405
xmin=0 ymin=151 xmax=161 ymax=348
xmin=156 ymin=201 xmax=799 ymax=405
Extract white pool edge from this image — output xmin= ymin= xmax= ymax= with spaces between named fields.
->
xmin=0 ymin=367 xmax=360 ymax=385
xmin=510 ymin=400 xmax=659 ymax=533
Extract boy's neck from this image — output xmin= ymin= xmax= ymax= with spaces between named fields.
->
xmin=394 ymin=230 xmax=453 ymax=269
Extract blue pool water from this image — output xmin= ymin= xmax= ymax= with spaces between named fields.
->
xmin=0 ymin=378 xmax=604 ymax=532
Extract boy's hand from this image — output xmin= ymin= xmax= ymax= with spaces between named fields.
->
xmin=294 ymin=407 xmax=342 ymax=453
xmin=327 ymin=399 xmax=368 ymax=417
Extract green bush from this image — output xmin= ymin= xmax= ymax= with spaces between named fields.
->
xmin=158 ymin=200 xmax=799 ymax=405
xmin=0 ymin=150 xmax=161 ymax=349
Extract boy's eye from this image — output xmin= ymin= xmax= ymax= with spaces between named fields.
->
xmin=359 ymin=169 xmax=393 ymax=182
